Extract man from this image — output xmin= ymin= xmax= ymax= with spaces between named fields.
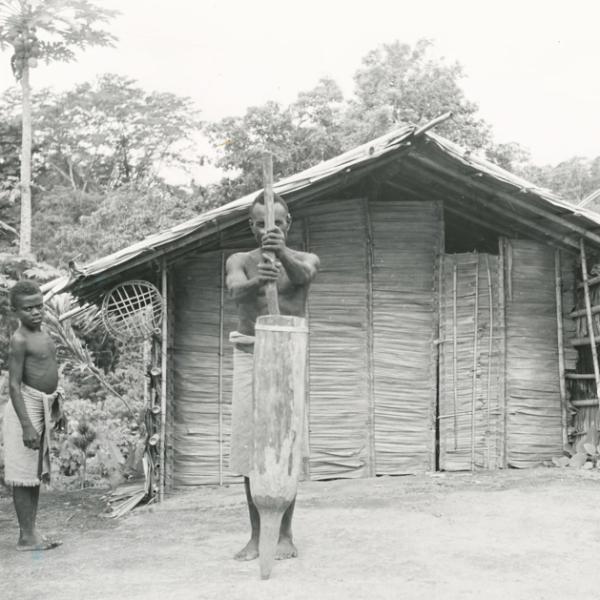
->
xmin=226 ymin=191 xmax=319 ymax=561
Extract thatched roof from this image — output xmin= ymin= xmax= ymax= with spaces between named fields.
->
xmin=43 ymin=123 xmax=600 ymax=303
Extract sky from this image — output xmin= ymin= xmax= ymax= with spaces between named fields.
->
xmin=1 ymin=0 xmax=599 ymax=182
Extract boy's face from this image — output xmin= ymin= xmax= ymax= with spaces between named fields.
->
xmin=13 ymin=292 xmax=44 ymax=329
xmin=249 ymin=203 xmax=291 ymax=245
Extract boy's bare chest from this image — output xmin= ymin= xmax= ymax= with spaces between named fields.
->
xmin=26 ymin=332 xmax=56 ymax=361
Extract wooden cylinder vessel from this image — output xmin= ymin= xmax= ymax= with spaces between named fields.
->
xmin=250 ymin=314 xmax=308 ymax=580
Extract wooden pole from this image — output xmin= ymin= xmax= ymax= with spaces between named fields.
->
xmin=452 ymin=262 xmax=459 ymax=451
xmin=363 ymin=197 xmax=376 ymax=478
xmin=579 ymin=238 xmax=600 ymax=443
xmin=218 ymin=252 xmax=225 ymax=486
xmin=159 ymin=260 xmax=168 ymax=501
xmin=485 ymin=255 xmax=493 ymax=469
xmin=555 ymin=250 xmax=568 ymax=449
xmin=498 ymin=239 xmax=508 ymax=468
xmin=262 ymin=151 xmax=280 ymax=315
xmin=471 ymin=256 xmax=480 ymax=471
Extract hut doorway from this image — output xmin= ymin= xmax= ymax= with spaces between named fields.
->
xmin=438 ymin=252 xmax=505 ymax=471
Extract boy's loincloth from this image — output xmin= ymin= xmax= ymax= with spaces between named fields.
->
xmin=3 ymin=384 xmax=63 ymax=487
xmin=229 ymin=331 xmax=309 ymax=478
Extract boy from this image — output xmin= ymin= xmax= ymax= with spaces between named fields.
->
xmin=3 ymin=279 xmax=63 ymax=551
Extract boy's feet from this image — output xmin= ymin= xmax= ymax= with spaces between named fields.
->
xmin=17 ymin=534 xmax=62 ymax=552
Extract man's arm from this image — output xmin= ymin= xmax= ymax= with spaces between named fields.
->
xmin=225 ymin=253 xmax=279 ymax=301
xmin=8 ymin=334 xmax=40 ymax=450
xmin=261 ymin=228 xmax=320 ymax=285
xmin=278 ymin=249 xmax=320 ymax=285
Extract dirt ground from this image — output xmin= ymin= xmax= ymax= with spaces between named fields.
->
xmin=2 ymin=468 xmax=600 ymax=600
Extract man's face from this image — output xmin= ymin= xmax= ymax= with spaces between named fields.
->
xmin=249 ymin=202 xmax=290 ymax=245
xmin=13 ymin=293 xmax=44 ymax=329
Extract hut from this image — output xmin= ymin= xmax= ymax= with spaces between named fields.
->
xmin=44 ymin=122 xmax=600 ymax=493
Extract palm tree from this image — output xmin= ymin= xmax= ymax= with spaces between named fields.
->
xmin=0 ymin=0 xmax=117 ymax=257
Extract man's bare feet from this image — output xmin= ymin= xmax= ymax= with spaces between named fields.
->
xmin=17 ymin=534 xmax=62 ymax=552
xmin=234 ymin=538 xmax=259 ymax=561
xmin=275 ymin=535 xmax=297 ymax=560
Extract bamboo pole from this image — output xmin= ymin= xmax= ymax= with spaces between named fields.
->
xmin=262 ymin=151 xmax=280 ymax=315
xmin=217 ymin=252 xmax=225 ymax=486
xmin=485 ymin=255 xmax=493 ymax=469
xmin=554 ymin=250 xmax=568 ymax=449
xmin=498 ymin=239 xmax=508 ymax=468
xmin=471 ymin=256 xmax=480 ymax=471
xmin=159 ymin=260 xmax=168 ymax=501
xmin=452 ymin=262 xmax=458 ymax=451
xmin=413 ymin=111 xmax=453 ymax=137
xmin=434 ymin=201 xmax=444 ymax=471
xmin=570 ymin=305 xmax=600 ymax=318
xmin=579 ymin=238 xmax=600 ymax=443
xmin=577 ymin=274 xmax=600 ymax=290
xmin=363 ymin=197 xmax=376 ymax=478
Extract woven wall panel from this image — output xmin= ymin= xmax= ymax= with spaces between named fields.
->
xmin=370 ymin=200 xmax=440 ymax=474
xmin=505 ymin=240 xmax=563 ymax=467
xmin=295 ymin=198 xmax=370 ymax=479
xmin=438 ymin=253 xmax=504 ymax=471
xmin=172 ymin=252 xmax=236 ymax=486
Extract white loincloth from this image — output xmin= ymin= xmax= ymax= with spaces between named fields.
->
xmin=3 ymin=384 xmax=62 ymax=487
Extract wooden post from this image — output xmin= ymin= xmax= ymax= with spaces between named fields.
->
xmin=452 ymin=262 xmax=459 ymax=451
xmin=262 ymin=151 xmax=280 ymax=316
xmin=498 ymin=239 xmax=507 ymax=468
xmin=485 ymin=255 xmax=493 ymax=469
xmin=218 ymin=252 xmax=226 ymax=486
xmin=471 ymin=256 xmax=480 ymax=471
xmin=159 ymin=260 xmax=168 ymax=501
xmin=579 ymin=238 xmax=600 ymax=442
xmin=555 ymin=250 xmax=568 ymax=448
xmin=251 ymin=315 xmax=308 ymax=580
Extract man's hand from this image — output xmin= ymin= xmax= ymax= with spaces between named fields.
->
xmin=22 ymin=423 xmax=40 ymax=450
xmin=261 ymin=227 xmax=287 ymax=257
xmin=257 ymin=255 xmax=281 ymax=284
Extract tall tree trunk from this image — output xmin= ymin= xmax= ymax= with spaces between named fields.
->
xmin=19 ymin=63 xmax=32 ymax=257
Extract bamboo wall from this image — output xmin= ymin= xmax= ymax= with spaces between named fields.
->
xmin=168 ymin=196 xmax=440 ymax=486
xmin=504 ymin=240 xmax=563 ymax=467
xmin=369 ymin=200 xmax=440 ymax=474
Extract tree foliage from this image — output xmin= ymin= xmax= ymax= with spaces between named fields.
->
xmin=33 ymin=74 xmax=203 ymax=191
xmin=345 ymin=39 xmax=491 ymax=149
xmin=33 ymin=184 xmax=204 ymax=266
xmin=520 ymin=156 xmax=600 ymax=205
xmin=0 ymin=0 xmax=117 ymax=79
xmin=207 ymin=39 xmax=494 ymax=198
xmin=0 ymin=0 xmax=117 ymax=256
